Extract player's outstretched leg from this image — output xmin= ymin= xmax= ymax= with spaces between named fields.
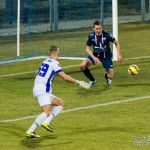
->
xmin=104 ymin=68 xmax=113 ymax=85
xmin=42 ymin=98 xmax=64 ymax=132
xmin=26 ymin=112 xmax=48 ymax=138
xmin=80 ymin=60 xmax=96 ymax=87
xmin=83 ymin=68 xmax=96 ymax=87
xmin=105 ymin=73 xmax=112 ymax=85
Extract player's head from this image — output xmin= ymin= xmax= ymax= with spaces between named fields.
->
xmin=93 ymin=20 xmax=102 ymax=35
xmin=49 ymin=45 xmax=60 ymax=60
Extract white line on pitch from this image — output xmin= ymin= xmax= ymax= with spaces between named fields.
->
xmin=1 ymin=55 xmax=150 ymax=78
xmin=0 ymin=64 xmax=79 ymax=78
xmin=0 ymin=71 xmax=37 ymax=78
xmin=0 ymin=95 xmax=150 ymax=123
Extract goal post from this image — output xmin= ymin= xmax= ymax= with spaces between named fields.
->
xmin=17 ymin=0 xmax=20 ymax=57
xmin=112 ymin=0 xmax=118 ymax=61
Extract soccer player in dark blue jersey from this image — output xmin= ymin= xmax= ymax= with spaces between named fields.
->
xmin=80 ymin=20 xmax=123 ymax=86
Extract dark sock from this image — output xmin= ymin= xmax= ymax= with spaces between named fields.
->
xmin=83 ymin=68 xmax=95 ymax=81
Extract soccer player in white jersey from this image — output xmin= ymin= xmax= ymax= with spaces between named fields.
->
xmin=26 ymin=45 xmax=90 ymax=138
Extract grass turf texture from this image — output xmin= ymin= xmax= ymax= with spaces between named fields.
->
xmin=0 ymin=58 xmax=150 ymax=150
xmin=0 ymin=23 xmax=150 ymax=149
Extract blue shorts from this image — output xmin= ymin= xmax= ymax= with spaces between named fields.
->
xmin=87 ymin=55 xmax=113 ymax=69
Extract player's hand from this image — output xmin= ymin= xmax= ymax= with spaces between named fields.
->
xmin=76 ymin=80 xmax=90 ymax=89
xmin=93 ymin=57 xmax=100 ymax=64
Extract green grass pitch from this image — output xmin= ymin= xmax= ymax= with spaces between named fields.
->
xmin=0 ymin=23 xmax=150 ymax=150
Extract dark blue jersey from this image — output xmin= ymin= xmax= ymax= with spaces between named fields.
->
xmin=86 ymin=30 xmax=115 ymax=59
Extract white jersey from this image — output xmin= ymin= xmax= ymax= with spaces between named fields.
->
xmin=33 ymin=58 xmax=62 ymax=97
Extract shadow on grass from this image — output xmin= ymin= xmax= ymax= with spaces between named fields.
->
xmin=21 ymin=137 xmax=44 ymax=148
xmin=0 ymin=123 xmax=74 ymax=148
xmin=76 ymin=85 xmax=111 ymax=97
xmin=21 ymin=134 xmax=62 ymax=149
xmin=21 ymin=138 xmax=73 ymax=149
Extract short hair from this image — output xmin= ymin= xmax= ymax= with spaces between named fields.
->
xmin=49 ymin=45 xmax=58 ymax=54
xmin=93 ymin=20 xmax=102 ymax=27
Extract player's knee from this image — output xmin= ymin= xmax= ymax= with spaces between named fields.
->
xmin=80 ymin=62 xmax=86 ymax=70
xmin=59 ymin=100 xmax=64 ymax=107
xmin=80 ymin=64 xmax=84 ymax=70
xmin=42 ymin=105 xmax=51 ymax=116
xmin=47 ymin=112 xmax=50 ymax=117
xmin=54 ymin=99 xmax=64 ymax=107
xmin=44 ymin=110 xmax=50 ymax=117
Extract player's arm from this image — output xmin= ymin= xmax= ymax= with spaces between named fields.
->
xmin=86 ymin=34 xmax=100 ymax=64
xmin=57 ymin=71 xmax=76 ymax=84
xmin=113 ymin=40 xmax=123 ymax=62
xmin=86 ymin=46 xmax=100 ymax=64
xmin=57 ymin=71 xmax=90 ymax=89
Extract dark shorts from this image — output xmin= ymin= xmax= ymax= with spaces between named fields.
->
xmin=87 ymin=55 xmax=113 ymax=69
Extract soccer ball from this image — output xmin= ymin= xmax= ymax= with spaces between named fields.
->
xmin=128 ymin=64 xmax=140 ymax=75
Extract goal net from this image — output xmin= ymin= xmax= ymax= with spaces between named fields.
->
xmin=0 ymin=0 xmax=149 ymax=64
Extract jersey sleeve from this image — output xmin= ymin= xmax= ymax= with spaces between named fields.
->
xmin=86 ymin=35 xmax=93 ymax=46
xmin=53 ymin=61 xmax=62 ymax=74
xmin=108 ymin=33 xmax=116 ymax=43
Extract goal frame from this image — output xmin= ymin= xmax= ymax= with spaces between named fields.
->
xmin=17 ymin=0 xmax=118 ymax=60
